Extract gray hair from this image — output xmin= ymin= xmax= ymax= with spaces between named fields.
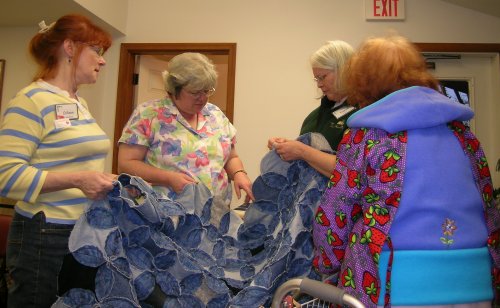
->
xmin=162 ymin=52 xmax=218 ymax=97
xmin=310 ymin=40 xmax=354 ymax=91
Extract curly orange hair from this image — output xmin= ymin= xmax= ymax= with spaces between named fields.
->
xmin=343 ymin=35 xmax=440 ymax=108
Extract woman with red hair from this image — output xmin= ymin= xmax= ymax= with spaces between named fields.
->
xmin=312 ymin=35 xmax=498 ymax=307
xmin=0 ymin=14 xmax=115 ymax=307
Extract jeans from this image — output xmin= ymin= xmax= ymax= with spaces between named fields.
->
xmin=6 ymin=212 xmax=73 ymax=308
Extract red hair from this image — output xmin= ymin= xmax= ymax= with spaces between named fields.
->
xmin=343 ymin=35 xmax=440 ymax=107
xmin=29 ymin=14 xmax=112 ymax=81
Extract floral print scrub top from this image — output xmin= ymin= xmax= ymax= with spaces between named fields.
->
xmin=119 ymin=97 xmax=236 ymax=201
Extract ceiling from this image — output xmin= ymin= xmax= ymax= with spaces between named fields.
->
xmin=0 ymin=0 xmax=90 ymax=27
xmin=440 ymin=0 xmax=500 ymax=18
xmin=0 ymin=0 xmax=499 ymax=28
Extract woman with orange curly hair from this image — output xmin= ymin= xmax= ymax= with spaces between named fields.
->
xmin=312 ymin=35 xmax=498 ymax=307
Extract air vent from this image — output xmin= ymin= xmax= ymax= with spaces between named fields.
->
xmin=422 ymin=53 xmax=461 ymax=60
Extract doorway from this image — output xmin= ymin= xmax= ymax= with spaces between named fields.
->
xmin=135 ymin=54 xmax=230 ymax=115
xmin=112 ymin=43 xmax=500 ymax=187
xmin=415 ymin=43 xmax=500 ymax=187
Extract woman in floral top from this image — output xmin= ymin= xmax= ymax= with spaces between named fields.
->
xmin=118 ymin=52 xmax=254 ymax=205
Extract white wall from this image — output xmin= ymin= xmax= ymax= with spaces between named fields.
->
xmin=123 ymin=0 xmax=500 ymax=186
xmin=75 ymin=0 xmax=128 ymax=34
xmin=0 ymin=27 xmax=35 ymax=107
xmin=1 ymin=0 xmax=500 ymax=188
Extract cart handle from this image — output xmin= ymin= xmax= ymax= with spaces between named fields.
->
xmin=271 ymin=278 xmax=365 ymax=308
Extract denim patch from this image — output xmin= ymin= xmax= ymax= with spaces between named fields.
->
xmin=53 ymin=133 xmax=332 ymax=308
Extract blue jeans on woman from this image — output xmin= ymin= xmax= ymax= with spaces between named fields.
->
xmin=6 ymin=211 xmax=73 ymax=308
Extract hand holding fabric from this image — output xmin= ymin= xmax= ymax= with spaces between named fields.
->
xmin=232 ymin=171 xmax=255 ymax=203
xmin=267 ymin=137 xmax=288 ymax=150
xmin=273 ymin=140 xmax=307 ymax=161
xmin=74 ymin=171 xmax=116 ymax=200
xmin=165 ymin=171 xmax=198 ymax=194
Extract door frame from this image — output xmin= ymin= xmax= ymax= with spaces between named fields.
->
xmin=414 ymin=43 xmax=500 ymax=54
xmin=112 ymin=42 xmax=500 ymax=173
xmin=417 ymin=43 xmax=500 ymax=186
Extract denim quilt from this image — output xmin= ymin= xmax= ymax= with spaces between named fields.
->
xmin=52 ymin=133 xmax=331 ymax=308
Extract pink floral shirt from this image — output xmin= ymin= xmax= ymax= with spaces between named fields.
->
xmin=119 ymin=98 xmax=236 ymax=200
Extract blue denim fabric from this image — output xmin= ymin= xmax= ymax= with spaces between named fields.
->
xmin=52 ymin=133 xmax=332 ymax=308
xmin=7 ymin=211 xmax=73 ymax=308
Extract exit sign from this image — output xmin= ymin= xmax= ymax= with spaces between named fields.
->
xmin=365 ymin=0 xmax=405 ymax=20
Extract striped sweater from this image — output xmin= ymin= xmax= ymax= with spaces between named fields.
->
xmin=0 ymin=81 xmax=110 ymax=224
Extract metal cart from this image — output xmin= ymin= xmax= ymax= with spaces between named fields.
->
xmin=271 ymin=278 xmax=365 ymax=308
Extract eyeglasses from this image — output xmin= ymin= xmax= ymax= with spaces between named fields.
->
xmin=187 ymin=88 xmax=216 ymax=98
xmin=82 ymin=43 xmax=105 ymax=57
xmin=88 ymin=45 xmax=105 ymax=57
xmin=313 ymin=73 xmax=329 ymax=83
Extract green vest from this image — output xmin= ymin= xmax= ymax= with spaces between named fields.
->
xmin=300 ymin=97 xmax=356 ymax=152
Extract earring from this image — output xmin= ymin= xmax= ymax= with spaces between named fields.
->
xmin=68 ymin=57 xmax=72 ymax=63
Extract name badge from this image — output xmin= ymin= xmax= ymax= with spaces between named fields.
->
xmin=332 ymin=105 xmax=355 ymax=119
xmin=55 ymin=104 xmax=79 ymax=120
xmin=54 ymin=118 xmax=72 ymax=129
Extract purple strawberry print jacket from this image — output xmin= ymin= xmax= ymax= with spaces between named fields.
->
xmin=312 ymin=86 xmax=500 ymax=307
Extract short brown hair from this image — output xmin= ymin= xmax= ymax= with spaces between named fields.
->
xmin=162 ymin=52 xmax=218 ymax=98
xmin=344 ymin=35 xmax=440 ymax=107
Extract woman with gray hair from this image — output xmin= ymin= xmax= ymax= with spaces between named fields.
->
xmin=118 ymin=52 xmax=254 ymax=204
xmin=268 ymin=40 xmax=356 ymax=176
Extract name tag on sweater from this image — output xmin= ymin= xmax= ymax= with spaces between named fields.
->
xmin=55 ymin=104 xmax=78 ymax=120
xmin=332 ymin=105 xmax=355 ymax=119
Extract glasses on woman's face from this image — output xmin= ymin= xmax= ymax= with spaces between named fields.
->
xmin=186 ymin=88 xmax=216 ymax=99
xmin=89 ymin=45 xmax=105 ymax=57
xmin=82 ymin=43 xmax=105 ymax=57
xmin=313 ymin=72 xmax=330 ymax=84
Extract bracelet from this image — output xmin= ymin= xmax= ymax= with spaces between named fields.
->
xmin=232 ymin=169 xmax=247 ymax=178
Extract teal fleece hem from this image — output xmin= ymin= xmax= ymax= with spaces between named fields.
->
xmin=378 ymin=247 xmax=493 ymax=305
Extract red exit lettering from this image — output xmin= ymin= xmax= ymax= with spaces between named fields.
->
xmin=374 ymin=0 xmax=400 ymax=17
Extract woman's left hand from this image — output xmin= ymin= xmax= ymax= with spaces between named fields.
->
xmin=233 ymin=172 xmax=255 ymax=203
xmin=274 ymin=140 xmax=306 ymax=161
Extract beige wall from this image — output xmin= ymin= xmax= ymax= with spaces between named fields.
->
xmin=75 ymin=0 xmax=128 ymax=34
xmin=0 ymin=27 xmax=35 ymax=109
xmin=1 ymin=0 xmax=500 ymax=188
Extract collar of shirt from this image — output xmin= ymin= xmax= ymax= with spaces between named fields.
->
xmin=332 ymin=96 xmax=348 ymax=110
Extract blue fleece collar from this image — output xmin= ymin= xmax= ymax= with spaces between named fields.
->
xmin=347 ymin=86 xmax=474 ymax=133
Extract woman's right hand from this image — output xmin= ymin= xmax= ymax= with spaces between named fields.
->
xmin=267 ymin=137 xmax=288 ymax=150
xmin=166 ymin=171 xmax=198 ymax=194
xmin=42 ymin=171 xmax=115 ymax=200
xmin=118 ymin=144 xmax=196 ymax=194
xmin=75 ymin=171 xmax=116 ymax=200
